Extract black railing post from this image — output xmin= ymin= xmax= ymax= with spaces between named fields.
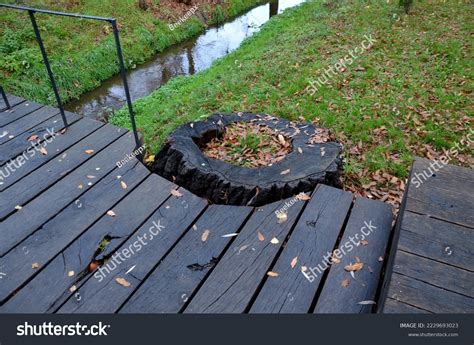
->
xmin=110 ymin=19 xmax=141 ymax=151
xmin=28 ymin=10 xmax=68 ymax=127
xmin=0 ymin=86 xmax=11 ymax=110
xmin=0 ymin=4 xmax=142 ymax=158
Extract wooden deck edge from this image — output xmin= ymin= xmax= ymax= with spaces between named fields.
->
xmin=376 ymin=160 xmax=415 ymax=313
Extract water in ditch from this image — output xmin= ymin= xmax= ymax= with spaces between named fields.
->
xmin=64 ymin=0 xmax=305 ymax=121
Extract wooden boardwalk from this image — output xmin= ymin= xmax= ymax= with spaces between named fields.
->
xmin=381 ymin=157 xmax=474 ymax=313
xmin=0 ymin=95 xmax=394 ymax=313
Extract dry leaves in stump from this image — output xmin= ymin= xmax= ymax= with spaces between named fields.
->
xmin=201 ymin=122 xmax=291 ymax=168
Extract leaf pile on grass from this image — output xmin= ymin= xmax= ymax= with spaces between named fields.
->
xmin=201 ymin=122 xmax=291 ymax=168
xmin=112 ymin=0 xmax=472 ymax=212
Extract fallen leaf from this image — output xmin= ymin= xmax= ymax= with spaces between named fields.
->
xmin=278 ymin=134 xmax=286 ymax=146
xmin=89 ymin=262 xmax=98 ymax=272
xmin=170 ymin=189 xmax=182 ymax=198
xmin=357 ymin=300 xmax=376 ymax=305
xmin=144 ymin=155 xmax=155 ymax=163
xmin=69 ymin=285 xmax=77 ymax=293
xmin=276 ymin=212 xmax=287 ymax=223
xmin=107 ymin=210 xmax=116 ymax=217
xmin=344 ymin=262 xmax=364 ymax=272
xmin=115 ymin=277 xmax=131 ymax=287
xmin=280 ymin=169 xmax=290 ymax=175
xmin=361 ymin=240 xmax=369 ymax=246
xmin=78 ymin=184 xmax=83 ymax=189
xmin=120 ymin=181 xmax=128 ymax=189
xmin=341 ymin=279 xmax=350 ymax=288
xmin=85 ymin=149 xmax=94 ymax=154
xmin=270 ymin=237 xmax=279 ymax=244
xmin=257 ymin=231 xmax=265 ymax=241
xmin=39 ymin=147 xmax=48 ymax=155
xmin=331 ymin=250 xmax=341 ymax=264
xmin=32 ymin=262 xmax=40 ymax=269
xmin=68 ymin=271 xmax=75 ymax=277
xmin=237 ymin=245 xmax=249 ymax=254
xmin=290 ymin=256 xmax=298 ymax=268
xmin=267 ymin=271 xmax=279 ymax=277
xmin=27 ymin=134 xmax=39 ymax=141
xmin=201 ymin=229 xmax=210 ymax=242
xmin=296 ymin=192 xmax=311 ymax=201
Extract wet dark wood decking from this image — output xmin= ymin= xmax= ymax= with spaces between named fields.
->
xmin=0 ymin=95 xmax=394 ymax=313
xmin=381 ymin=157 xmax=474 ymax=313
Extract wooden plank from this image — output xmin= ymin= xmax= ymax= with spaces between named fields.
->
xmin=120 ymin=204 xmax=252 ymax=313
xmin=184 ymin=196 xmax=307 ymax=313
xmin=0 ymin=161 xmax=150 ymax=305
xmin=383 ymin=298 xmax=431 ymax=314
xmin=392 ymin=250 xmax=474 ymax=298
xmin=0 ymin=174 xmax=177 ymax=312
xmin=0 ymin=132 xmax=134 ymax=256
xmin=249 ymin=185 xmax=353 ymax=313
xmin=399 ymin=212 xmax=474 ymax=271
xmin=0 ymin=106 xmax=60 ymax=145
xmin=57 ymin=188 xmax=207 ymax=313
xmin=407 ymin=158 xmax=474 ymax=227
xmin=0 ymin=111 xmax=81 ymax=165
xmin=386 ymin=273 xmax=474 ymax=313
xmin=314 ymin=197 xmax=393 ymax=313
xmin=0 ymin=119 xmax=104 ymax=192
xmin=0 ymin=101 xmax=43 ymax=127
xmin=0 ymin=124 xmax=126 ymax=221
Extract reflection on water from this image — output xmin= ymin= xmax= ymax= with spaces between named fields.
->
xmin=65 ymin=0 xmax=305 ymax=121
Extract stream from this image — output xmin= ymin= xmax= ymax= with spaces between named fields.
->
xmin=64 ymin=0 xmax=305 ymax=121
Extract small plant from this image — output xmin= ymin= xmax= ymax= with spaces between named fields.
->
xmin=213 ymin=5 xmax=225 ymax=24
xmin=234 ymin=132 xmax=263 ymax=154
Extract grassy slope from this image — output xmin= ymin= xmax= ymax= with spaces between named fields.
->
xmin=112 ymin=0 xmax=473 ymax=198
xmin=0 ymin=0 xmax=265 ymax=104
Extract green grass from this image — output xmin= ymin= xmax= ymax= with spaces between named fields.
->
xmin=0 ymin=0 xmax=266 ymax=104
xmin=111 ymin=0 xmax=473 ymax=182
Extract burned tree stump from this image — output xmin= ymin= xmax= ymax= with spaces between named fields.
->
xmin=152 ymin=113 xmax=343 ymax=206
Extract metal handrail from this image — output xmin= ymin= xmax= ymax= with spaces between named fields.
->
xmin=0 ymin=86 xmax=10 ymax=111
xmin=0 ymin=3 xmax=141 ymax=150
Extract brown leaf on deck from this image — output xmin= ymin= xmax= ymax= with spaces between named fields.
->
xmin=201 ymin=229 xmax=210 ymax=242
xmin=170 ymin=189 xmax=182 ymax=197
xmin=344 ymin=262 xmax=364 ymax=272
xmin=115 ymin=277 xmax=131 ymax=287
xmin=290 ymin=256 xmax=298 ymax=268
